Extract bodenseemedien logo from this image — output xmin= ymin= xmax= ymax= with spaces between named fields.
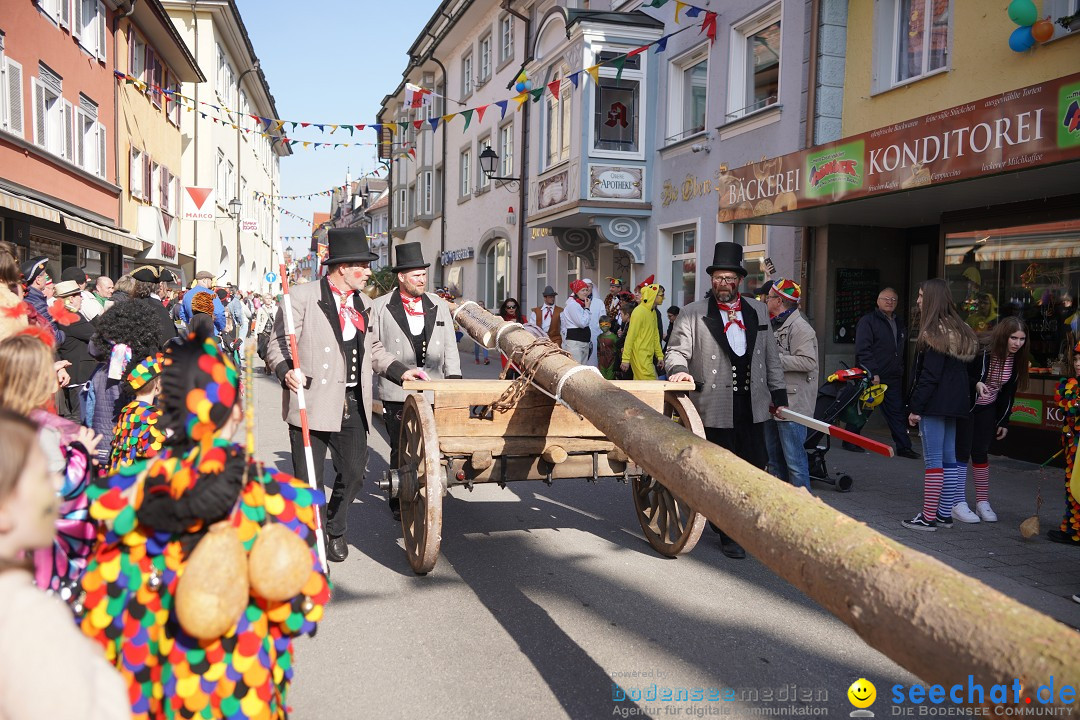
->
xmin=848 ymin=678 xmax=877 ymax=718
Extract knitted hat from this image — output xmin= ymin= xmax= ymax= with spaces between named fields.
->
xmin=191 ymin=292 xmax=215 ymax=316
xmin=772 ymin=278 xmax=802 ymax=303
xmin=127 ymin=353 xmax=165 ymax=391
xmin=569 ymin=279 xmax=588 ymax=295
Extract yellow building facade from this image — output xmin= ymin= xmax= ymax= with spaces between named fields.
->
xmin=115 ymin=0 xmax=203 ymax=277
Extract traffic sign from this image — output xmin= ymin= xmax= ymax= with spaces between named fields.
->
xmin=265 ymin=272 xmax=278 ymax=283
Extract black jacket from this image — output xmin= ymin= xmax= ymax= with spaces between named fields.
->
xmin=57 ymin=315 xmax=97 ymax=384
xmin=973 ymin=349 xmax=1022 ymax=428
xmin=908 ymin=348 xmax=980 ymax=419
xmin=138 ymin=297 xmax=179 ymax=348
xmin=854 ymin=309 xmax=905 ymax=379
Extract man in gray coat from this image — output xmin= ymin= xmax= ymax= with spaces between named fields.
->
xmin=763 ymin=278 xmax=818 ymax=492
xmin=266 ymin=227 xmax=426 ymax=562
xmin=665 ymin=242 xmax=788 ymax=560
xmin=370 ymin=242 xmax=462 ymax=521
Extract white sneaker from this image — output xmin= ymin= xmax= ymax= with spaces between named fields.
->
xmin=952 ymin=502 xmax=981 ymax=524
xmin=976 ymin=501 xmax=998 ymax=522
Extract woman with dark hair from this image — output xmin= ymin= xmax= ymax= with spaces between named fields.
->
xmin=497 ymin=297 xmax=525 ymax=378
xmin=953 ymin=317 xmax=1029 ymax=524
xmin=903 ymin=278 xmax=981 ymax=531
xmin=79 ymin=331 xmax=329 ymax=718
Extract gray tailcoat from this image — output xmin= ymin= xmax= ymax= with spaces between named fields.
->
xmin=369 ymin=290 xmax=462 ymax=404
xmin=664 ymin=295 xmax=788 ymax=428
xmin=265 ymin=278 xmax=406 ymax=433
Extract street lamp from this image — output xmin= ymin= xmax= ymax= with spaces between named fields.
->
xmin=479 ymin=145 xmax=520 ymax=188
xmin=233 ymin=60 xmax=260 ymax=287
xmin=227 ymin=196 xmax=242 ymax=220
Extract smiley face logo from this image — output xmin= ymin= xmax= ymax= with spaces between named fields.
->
xmin=848 ymin=678 xmax=877 ymax=709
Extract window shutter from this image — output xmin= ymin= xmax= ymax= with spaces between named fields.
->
xmin=144 ymin=153 xmax=151 ymax=198
xmin=171 ymin=176 xmax=180 ymax=215
xmin=5 ymin=59 xmax=24 ymax=136
xmin=129 ymin=148 xmax=139 ymax=197
xmin=160 ymin=167 xmax=168 ymax=208
xmin=60 ymin=0 xmax=71 ymax=29
xmin=96 ymin=122 xmax=106 ymax=178
xmin=73 ymin=108 xmax=85 ymax=166
xmin=72 ymin=0 xmax=82 ymax=39
xmin=33 ymin=80 xmax=45 ymax=147
xmin=63 ymin=100 xmax=74 ymax=161
xmin=96 ymin=2 xmax=107 ymax=62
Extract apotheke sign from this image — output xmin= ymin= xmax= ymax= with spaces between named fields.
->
xmin=589 ymin=165 xmax=643 ymax=200
xmin=717 ymin=72 xmax=1080 ymax=221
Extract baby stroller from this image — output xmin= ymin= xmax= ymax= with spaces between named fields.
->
xmin=803 ymin=365 xmax=886 ymax=492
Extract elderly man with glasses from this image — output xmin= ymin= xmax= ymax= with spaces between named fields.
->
xmin=849 ymin=287 xmax=919 ymax=459
xmin=665 ymin=242 xmax=788 ymax=560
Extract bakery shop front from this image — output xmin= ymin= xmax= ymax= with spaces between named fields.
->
xmin=719 ymin=71 xmax=1080 ymax=463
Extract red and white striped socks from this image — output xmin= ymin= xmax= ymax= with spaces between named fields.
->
xmin=972 ymin=463 xmax=989 ymax=504
xmin=923 ymin=468 xmax=944 ymax=520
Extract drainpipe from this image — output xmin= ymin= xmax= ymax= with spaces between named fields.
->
xmin=114 ymin=0 xmax=137 ymax=242
xmin=429 ymin=55 xmax=450 ymax=288
xmin=502 ymin=1 xmax=530 ymax=303
xmin=802 ymin=0 xmax=821 ymax=296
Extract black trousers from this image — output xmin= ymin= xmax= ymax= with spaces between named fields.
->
xmin=955 ymin=404 xmax=997 ymax=465
xmin=703 ymin=394 xmax=768 ymax=469
xmin=382 ymin=401 xmax=405 ymax=513
xmin=879 ymin=377 xmax=913 ymax=452
xmin=288 ymin=392 xmax=368 ymax=538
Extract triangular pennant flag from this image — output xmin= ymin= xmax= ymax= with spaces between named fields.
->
xmin=643 ymin=0 xmax=670 ymax=6
xmin=303 ymin=142 xmax=310 ymax=148
xmin=496 ymin=100 xmax=509 ymax=118
xmin=701 ymin=12 xmax=717 ymax=45
xmin=398 ymin=122 xmax=409 ymax=133
xmin=475 ymin=105 xmax=488 ymax=123
xmin=428 ymin=117 xmax=441 ymax=132
xmin=274 ymin=120 xmax=285 ymax=133
xmin=586 ymin=65 xmax=600 ymax=85
xmin=685 ymin=6 xmax=703 ymax=17
xmin=345 ymin=125 xmax=354 ymax=136
xmin=288 ymin=122 xmax=297 ymax=132
xmin=513 ymin=93 xmax=528 ymax=110
xmin=330 ymin=124 xmax=338 ymax=134
xmin=627 ymin=44 xmax=649 ymax=58
xmin=529 ymin=87 xmax=545 ymax=103
xmin=547 ymin=79 xmax=562 ymax=98
xmin=613 ymin=55 xmax=627 ymax=82
xmin=442 ymin=113 xmax=456 ymax=123
xmin=568 ymin=71 xmax=580 ymax=88
xmin=357 ymin=124 xmax=365 ymax=131
xmin=655 ymin=35 xmax=670 ymax=53
xmin=413 ymin=120 xmax=424 ymax=130
xmin=370 ymin=123 xmax=381 ymax=134
xmin=674 ymin=0 xmax=687 ymax=22
xmin=301 ymin=122 xmax=310 ymax=128
xmin=385 ymin=124 xmax=397 ymax=136
xmin=461 ymin=109 xmax=474 ymax=130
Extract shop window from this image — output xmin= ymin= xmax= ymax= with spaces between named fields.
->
xmin=667 ymin=45 xmax=708 ymax=143
xmin=945 ymin=220 xmax=1080 ymax=371
xmin=669 ymin=228 xmax=697 ymax=307
xmin=873 ymin=0 xmax=950 ymax=93
xmin=727 ymin=4 xmax=780 ymax=121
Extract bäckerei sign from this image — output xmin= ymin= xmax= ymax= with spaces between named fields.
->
xmin=717 ymin=72 xmax=1080 ymax=222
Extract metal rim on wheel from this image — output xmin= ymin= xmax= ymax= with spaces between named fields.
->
xmin=398 ymin=393 xmax=444 ymax=574
xmin=630 ymin=392 xmax=707 ymax=557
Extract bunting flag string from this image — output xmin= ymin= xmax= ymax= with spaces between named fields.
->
xmin=252 ymin=167 xmax=384 ymax=203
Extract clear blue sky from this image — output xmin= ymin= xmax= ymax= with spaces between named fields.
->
xmin=236 ymin=0 xmax=442 ymax=253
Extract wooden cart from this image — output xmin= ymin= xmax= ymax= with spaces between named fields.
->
xmin=382 ymin=379 xmax=707 ymax=574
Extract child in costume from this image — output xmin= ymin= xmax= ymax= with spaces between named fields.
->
xmin=1049 ymin=340 xmax=1080 ymax=546
xmin=596 ymin=315 xmax=619 ymax=380
xmin=105 ymin=353 xmax=166 ymax=476
xmin=0 ymin=409 xmax=130 ymax=720
xmin=620 ymin=284 xmax=664 ymax=381
xmin=79 ymin=333 xmax=330 ymax=719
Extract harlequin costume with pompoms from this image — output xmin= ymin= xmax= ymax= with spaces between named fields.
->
xmin=78 ymin=334 xmax=329 ymax=719
xmin=1054 ymin=374 xmax=1080 ymax=542
xmin=106 ymin=353 xmax=167 ymax=476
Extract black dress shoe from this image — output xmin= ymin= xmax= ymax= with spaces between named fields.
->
xmin=1047 ymin=529 xmax=1080 ymax=546
xmin=896 ymin=448 xmax=920 ymax=459
xmin=841 ymin=442 xmax=866 ymax=453
xmin=718 ymin=532 xmax=746 ymax=560
xmin=326 ymin=534 xmax=349 ymax=562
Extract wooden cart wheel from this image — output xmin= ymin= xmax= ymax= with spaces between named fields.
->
xmin=631 ymin=392 xmax=707 ymax=557
xmin=397 ymin=393 xmax=444 ymax=574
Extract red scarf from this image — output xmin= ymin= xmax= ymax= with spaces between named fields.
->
xmin=716 ymin=294 xmax=745 ymax=332
xmin=400 ymin=292 xmax=424 ymax=317
xmin=328 ymin=278 xmax=365 ymax=333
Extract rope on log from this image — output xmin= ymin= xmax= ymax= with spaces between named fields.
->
xmin=450 ymin=301 xmax=1080 ymax=708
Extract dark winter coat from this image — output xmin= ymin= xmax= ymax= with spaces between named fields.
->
xmin=25 ymin=287 xmax=65 ymax=344
xmin=854 ymin=309 xmax=905 ymax=379
xmin=972 ymin=349 xmax=1023 ymax=428
xmin=138 ymin=297 xmax=178 ymax=347
xmin=907 ymin=325 xmax=981 ymax=419
xmin=57 ymin=315 xmax=97 ymax=384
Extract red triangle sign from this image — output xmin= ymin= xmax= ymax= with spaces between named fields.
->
xmin=186 ymin=186 xmax=213 ymax=209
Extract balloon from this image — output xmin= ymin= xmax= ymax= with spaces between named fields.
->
xmin=1007 ymin=0 xmax=1038 ymax=26
xmin=523 ymin=80 xmax=533 ymax=91
xmin=1008 ymin=25 xmax=1036 ymax=52
xmin=1031 ymin=18 xmax=1054 ymax=42
xmin=515 ymin=82 xmax=525 ymax=92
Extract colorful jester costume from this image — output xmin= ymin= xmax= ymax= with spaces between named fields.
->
xmin=1055 ymin=374 xmax=1080 ymax=542
xmin=106 ymin=354 xmax=167 ymax=476
xmin=78 ymin=334 xmax=329 ymax=719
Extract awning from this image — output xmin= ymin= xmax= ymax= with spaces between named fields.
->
xmin=62 ymin=214 xmax=144 ymax=252
xmin=0 ymin=187 xmax=62 ymax=223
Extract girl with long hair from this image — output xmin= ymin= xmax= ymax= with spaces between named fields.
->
xmin=953 ymin=317 xmax=1029 ymax=523
xmin=903 ymin=278 xmax=981 ymax=531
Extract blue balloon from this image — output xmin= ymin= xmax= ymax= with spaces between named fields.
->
xmin=523 ymin=80 xmax=533 ymax=91
xmin=1008 ymin=25 xmax=1035 ymax=52
xmin=515 ymin=82 xmax=525 ymax=92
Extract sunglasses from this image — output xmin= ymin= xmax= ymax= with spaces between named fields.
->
xmin=505 ymin=304 xmax=517 ymax=309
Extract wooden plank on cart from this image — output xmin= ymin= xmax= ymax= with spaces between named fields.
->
xmin=438 ymin=437 xmax=621 ymax=455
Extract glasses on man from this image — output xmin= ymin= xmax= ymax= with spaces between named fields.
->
xmin=714 ymin=275 xmax=740 ymax=284
xmin=879 ymin=297 xmax=898 ymax=303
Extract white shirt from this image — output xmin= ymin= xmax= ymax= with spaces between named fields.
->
xmin=80 ymin=289 xmax=103 ymax=320
xmin=720 ymin=308 xmax=747 ymax=357
xmin=535 ymin=303 xmax=555 ymax=332
xmin=560 ymin=300 xmax=591 ymax=337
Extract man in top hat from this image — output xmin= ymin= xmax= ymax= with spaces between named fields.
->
xmin=179 ymin=269 xmax=227 ymax=333
xmin=530 ymin=286 xmax=562 ymax=347
xmin=265 ymin=227 xmax=427 ymax=560
xmin=21 ymin=256 xmax=65 ymax=345
xmin=370 ymin=241 xmax=462 ymax=521
xmin=665 ymin=242 xmax=788 ymax=560
xmin=131 ymin=265 xmax=179 ymax=345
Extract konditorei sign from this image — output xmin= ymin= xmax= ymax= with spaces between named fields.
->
xmin=717 ymin=72 xmax=1080 ymax=222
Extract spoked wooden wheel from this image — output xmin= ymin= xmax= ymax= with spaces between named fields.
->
xmin=631 ymin=392 xmax=707 ymax=557
xmin=397 ymin=394 xmax=444 ymax=574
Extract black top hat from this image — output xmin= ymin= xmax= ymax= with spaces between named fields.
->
xmin=326 ymin=227 xmax=378 ymax=265
xmin=392 ymin=242 xmax=430 ymax=272
xmin=705 ymin=242 xmax=747 ymax=277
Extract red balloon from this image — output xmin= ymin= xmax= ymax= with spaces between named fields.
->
xmin=1032 ymin=18 xmax=1054 ymax=43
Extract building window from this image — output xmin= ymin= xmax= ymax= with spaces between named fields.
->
xmin=481 ymin=238 xmax=511 ymax=309
xmin=669 ymin=228 xmax=697 ymax=307
xmin=146 ymin=48 xmax=162 ymax=107
xmin=31 ymin=64 xmax=65 ymax=157
xmin=545 ymin=71 xmax=572 ymax=168
xmin=499 ymin=122 xmax=513 ymax=177
xmin=130 ymin=31 xmax=146 ymax=80
xmin=461 ymin=53 xmax=473 ymax=98
xmin=396 ymin=187 xmax=407 ymax=227
xmin=1 ymin=49 xmax=25 ymax=138
xmin=893 ymin=0 xmax=950 ymax=85
xmin=477 ymin=134 xmax=491 ymax=191
xmin=593 ymin=51 xmax=641 ymax=154
xmin=75 ymin=94 xmax=104 ymax=177
xmin=74 ymin=0 xmax=107 ymax=62
xmin=130 ymin=146 xmax=144 ymax=198
xmin=667 ymin=45 xmax=708 ymax=143
xmin=423 ymin=171 xmax=433 ymax=215
xmin=566 ymin=254 xmax=582 ymax=289
xmin=215 ymin=149 xmax=225 ymax=203
xmin=167 ymin=78 xmax=180 ymax=125
xmin=499 ymin=14 xmax=514 ymax=64
xmin=530 ymin=252 xmax=547 ymax=308
xmin=479 ymin=34 xmax=492 ymax=84
xmin=1044 ymin=0 xmax=1080 ymax=42
xmin=727 ymin=4 xmax=781 ymax=121
xmin=460 ymin=148 xmax=471 ymax=198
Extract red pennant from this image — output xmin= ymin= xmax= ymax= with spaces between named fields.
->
xmin=475 ymin=105 xmax=488 ymax=123
xmin=702 ymin=12 xmax=718 ymax=44
xmin=628 ymin=44 xmax=649 ymax=57
xmin=547 ymin=79 xmax=561 ymax=98
xmin=413 ymin=120 xmax=424 ymax=130
xmin=301 ymin=122 xmax=310 ymax=128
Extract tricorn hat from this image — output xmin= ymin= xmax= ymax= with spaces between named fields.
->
xmin=132 ymin=265 xmax=161 ymax=283
xmin=392 ymin=242 xmax=430 ymax=272
xmin=326 ymin=227 xmax=378 ymax=265
xmin=21 ymin=257 xmax=50 ymax=286
xmin=705 ymin=242 xmax=747 ymax=277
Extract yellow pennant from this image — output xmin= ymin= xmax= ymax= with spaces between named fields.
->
xmin=585 ymin=65 xmax=600 ymax=85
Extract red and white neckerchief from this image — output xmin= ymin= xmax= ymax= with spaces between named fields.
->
xmin=400 ymin=292 xmax=424 ymax=317
xmin=328 ymin=278 xmax=365 ymax=333
xmin=717 ymin=294 xmax=745 ymax=332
